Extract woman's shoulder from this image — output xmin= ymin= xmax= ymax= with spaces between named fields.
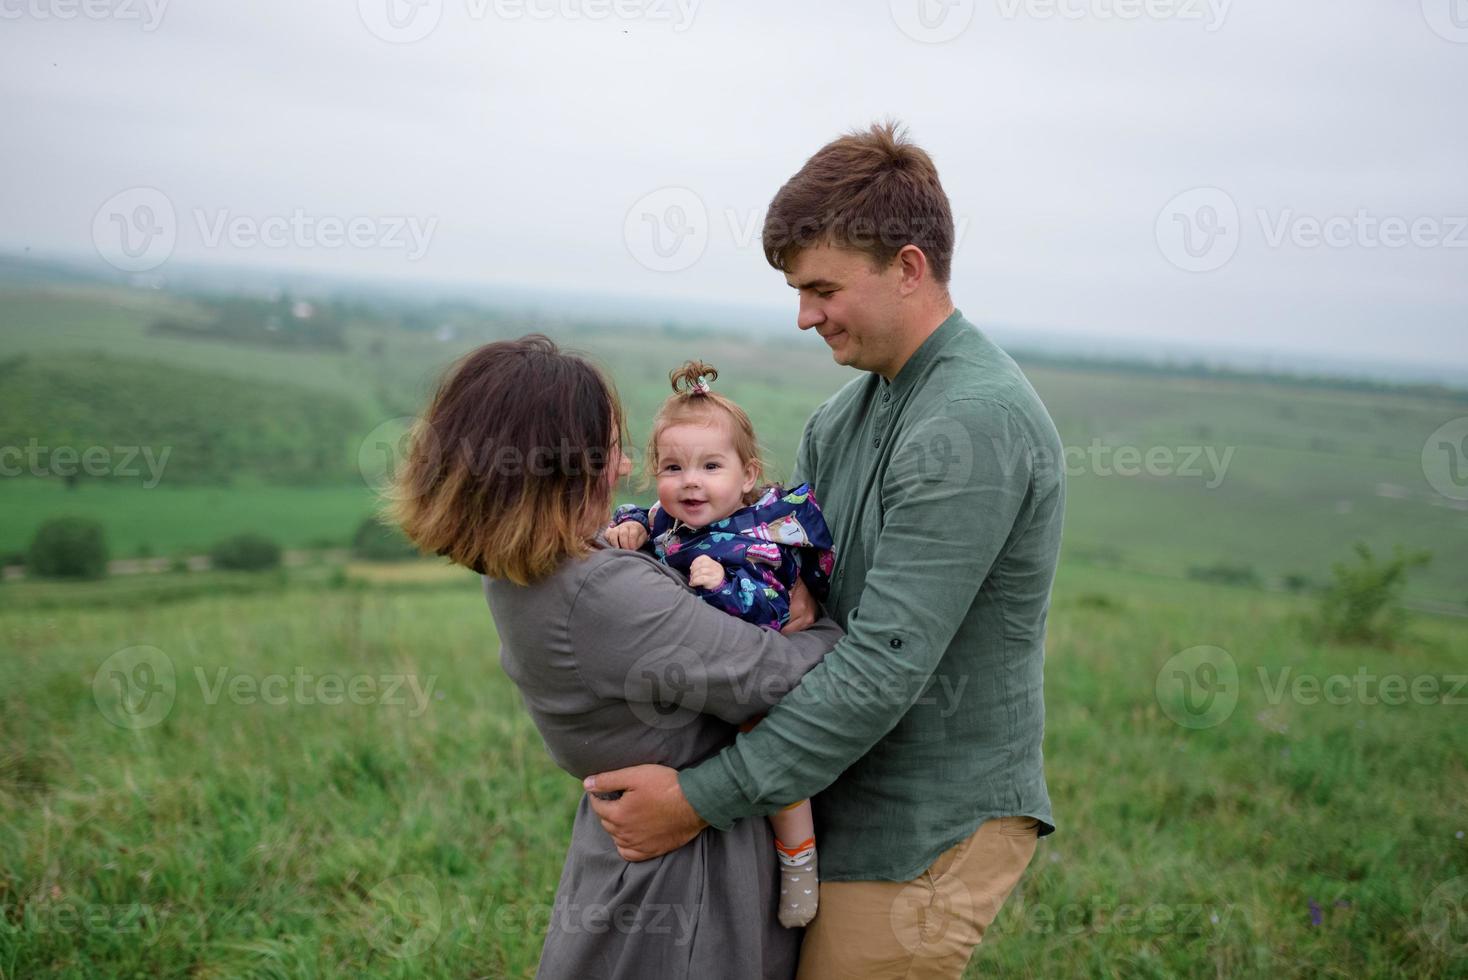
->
xmin=485 ymin=543 xmax=688 ymax=639
xmin=486 ymin=541 xmax=674 ymax=600
xmin=568 ymin=543 xmax=687 ymax=605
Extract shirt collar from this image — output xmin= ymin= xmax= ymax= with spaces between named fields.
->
xmin=882 ymin=307 xmax=968 ymax=399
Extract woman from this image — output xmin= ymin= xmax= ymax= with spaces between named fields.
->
xmin=389 ymin=335 xmax=843 ymax=979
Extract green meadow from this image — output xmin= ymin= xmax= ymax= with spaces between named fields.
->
xmin=2 ymin=281 xmax=1466 ymax=977
xmin=2 ymin=562 xmax=1464 ymax=978
xmin=4 ymin=284 xmax=1465 ymax=602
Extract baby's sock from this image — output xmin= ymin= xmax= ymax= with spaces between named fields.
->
xmin=775 ymin=836 xmax=818 ymax=928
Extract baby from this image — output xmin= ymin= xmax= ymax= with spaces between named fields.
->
xmin=604 ymin=360 xmax=836 ymax=929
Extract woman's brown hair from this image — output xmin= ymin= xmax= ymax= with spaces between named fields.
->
xmin=386 ymin=334 xmax=624 ymax=585
xmin=643 ymin=360 xmax=767 ymax=506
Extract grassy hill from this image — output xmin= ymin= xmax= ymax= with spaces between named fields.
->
xmin=0 ymin=352 xmax=367 ymax=486
xmin=1 ymin=281 xmax=1465 ymax=605
xmin=3 ymin=274 xmax=1465 ymax=978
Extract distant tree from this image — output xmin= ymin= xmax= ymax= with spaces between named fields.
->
xmin=1282 ymin=573 xmax=1313 ymax=594
xmin=28 ymin=517 xmax=108 ymax=579
xmin=351 ymin=516 xmax=420 ymax=562
xmin=1316 ymin=542 xmax=1430 ymax=646
xmin=1186 ymin=562 xmax=1261 ymax=589
xmin=209 ymin=533 xmax=282 ymax=572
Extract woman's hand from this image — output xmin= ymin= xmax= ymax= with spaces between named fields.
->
xmin=606 ymin=521 xmax=649 ymax=550
xmin=688 ymin=555 xmax=725 ymax=590
xmin=781 ymin=577 xmax=818 ymax=634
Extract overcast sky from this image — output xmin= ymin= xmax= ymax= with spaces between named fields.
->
xmin=2 ymin=0 xmax=1464 ymax=372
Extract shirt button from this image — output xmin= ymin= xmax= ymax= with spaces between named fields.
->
xmin=890 ymin=638 xmax=903 ymax=649
xmin=872 ymin=438 xmax=880 ymax=449
xmin=882 ymin=391 xmax=890 ymax=402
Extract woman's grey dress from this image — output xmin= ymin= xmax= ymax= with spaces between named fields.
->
xmin=483 ymin=534 xmax=843 ymax=980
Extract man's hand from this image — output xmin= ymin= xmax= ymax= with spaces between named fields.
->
xmin=583 ymin=765 xmax=708 ymax=861
xmin=688 ymin=555 xmax=725 ymax=590
xmin=605 ymin=521 xmax=649 ymax=550
xmin=781 ymin=576 xmax=818 ymax=634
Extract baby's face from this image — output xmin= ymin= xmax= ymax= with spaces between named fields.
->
xmin=654 ymin=420 xmax=758 ymax=529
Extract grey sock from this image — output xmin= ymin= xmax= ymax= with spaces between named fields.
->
xmin=777 ymin=849 xmax=818 ymax=928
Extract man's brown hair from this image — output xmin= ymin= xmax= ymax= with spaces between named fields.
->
xmin=763 ymin=119 xmax=955 ymax=284
xmin=386 ymin=335 xmax=624 ymax=585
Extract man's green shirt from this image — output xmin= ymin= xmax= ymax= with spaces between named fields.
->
xmin=679 ymin=309 xmax=1065 ymax=882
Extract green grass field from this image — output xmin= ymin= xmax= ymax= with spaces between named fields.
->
xmin=4 ymin=283 xmax=1466 ymax=603
xmin=1 ymin=561 xmax=1464 ymax=978
xmin=4 ymin=280 xmax=1467 ymax=977
xmin=0 ymin=481 xmax=378 ymax=561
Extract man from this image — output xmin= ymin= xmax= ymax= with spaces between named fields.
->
xmin=585 ymin=121 xmax=1065 ymax=978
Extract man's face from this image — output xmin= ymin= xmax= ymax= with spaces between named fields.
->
xmin=784 ymin=243 xmax=903 ymax=377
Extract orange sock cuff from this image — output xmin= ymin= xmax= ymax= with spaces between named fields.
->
xmin=774 ymin=836 xmax=815 ymax=857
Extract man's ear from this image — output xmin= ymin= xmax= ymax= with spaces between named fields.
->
xmin=895 ymin=244 xmax=928 ymax=296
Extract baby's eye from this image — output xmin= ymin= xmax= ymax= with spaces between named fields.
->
xmin=705 ymin=462 xmax=721 ymax=470
xmin=663 ymin=464 xmax=680 ymax=473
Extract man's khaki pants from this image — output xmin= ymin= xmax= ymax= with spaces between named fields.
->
xmin=795 ymin=816 xmax=1039 ymax=979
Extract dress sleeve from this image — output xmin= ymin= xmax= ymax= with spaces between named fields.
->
xmin=568 ymin=552 xmax=843 ymax=726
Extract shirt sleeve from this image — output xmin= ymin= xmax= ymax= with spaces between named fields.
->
xmin=568 ymin=552 xmax=844 ymax=727
xmin=678 ymin=399 xmax=1037 ymax=829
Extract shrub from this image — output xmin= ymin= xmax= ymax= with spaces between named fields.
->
xmin=27 ymin=517 xmax=108 ymax=579
xmin=351 ymin=516 xmax=420 ymax=562
xmin=1316 ymin=542 xmax=1431 ymax=646
xmin=209 ymin=533 xmax=282 ymax=571
xmin=1186 ymin=562 xmax=1261 ymax=589
xmin=1282 ymin=573 xmax=1314 ymax=594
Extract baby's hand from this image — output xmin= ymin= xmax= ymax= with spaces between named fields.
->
xmin=688 ymin=555 xmax=725 ymax=590
xmin=606 ymin=522 xmax=649 ymax=550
